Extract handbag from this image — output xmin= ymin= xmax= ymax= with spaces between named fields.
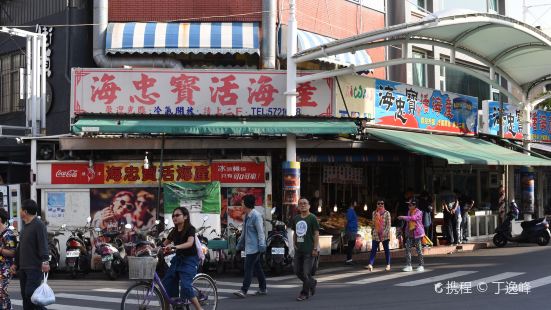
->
xmin=31 ymin=273 xmax=55 ymax=306
xmin=421 ymin=235 xmax=433 ymax=247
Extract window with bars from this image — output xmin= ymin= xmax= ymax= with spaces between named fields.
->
xmin=0 ymin=52 xmax=25 ymax=114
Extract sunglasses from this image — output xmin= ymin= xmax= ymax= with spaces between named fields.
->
xmin=377 ymin=202 xmax=385 ymax=205
xmin=172 ymin=213 xmax=183 ymax=218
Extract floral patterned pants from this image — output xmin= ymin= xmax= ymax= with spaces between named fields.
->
xmin=405 ymin=237 xmax=424 ymax=267
xmin=0 ymin=276 xmax=11 ymax=310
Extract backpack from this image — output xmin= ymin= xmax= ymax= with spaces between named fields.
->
xmin=195 ymin=234 xmax=205 ymax=263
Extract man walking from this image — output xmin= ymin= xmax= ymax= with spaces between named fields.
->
xmin=293 ymin=198 xmax=320 ymax=301
xmin=233 ymin=194 xmax=267 ymax=298
xmin=11 ymin=199 xmax=50 ymax=310
xmin=345 ymin=202 xmax=358 ymax=265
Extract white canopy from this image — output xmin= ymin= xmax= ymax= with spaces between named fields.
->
xmin=292 ymin=13 xmax=551 ymax=102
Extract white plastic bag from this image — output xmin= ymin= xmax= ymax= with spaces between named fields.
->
xmin=31 ymin=273 xmax=55 ymax=306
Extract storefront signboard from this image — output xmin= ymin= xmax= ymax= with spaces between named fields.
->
xmin=334 ymin=75 xmax=375 ymax=119
xmin=481 ymin=100 xmax=524 ymax=139
xmin=531 ymin=109 xmax=551 ymax=142
xmin=71 ymin=68 xmax=333 ymax=117
xmin=211 ymin=162 xmax=264 ymax=183
xmin=51 ymin=162 xmax=266 ymax=185
xmin=374 ymin=79 xmax=478 ymax=135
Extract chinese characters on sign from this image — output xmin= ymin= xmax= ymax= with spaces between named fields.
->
xmin=72 ymin=69 xmax=333 ymax=117
xmin=481 ymin=100 xmax=524 ymax=139
xmin=322 ymin=166 xmax=363 ymax=184
xmin=334 ymin=75 xmax=375 ymax=119
xmin=374 ymin=79 xmax=478 ymax=135
xmin=51 ymin=162 xmax=266 ymax=185
xmin=531 ymin=109 xmax=551 ymax=142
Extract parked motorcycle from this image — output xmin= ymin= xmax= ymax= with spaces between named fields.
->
xmin=227 ymin=223 xmax=244 ymax=273
xmin=47 ymin=224 xmax=64 ymax=273
xmin=94 ymin=223 xmax=130 ymax=280
xmin=493 ymin=210 xmax=551 ymax=247
xmin=195 ymin=216 xmax=211 ymax=272
xmin=265 ymin=208 xmax=292 ymax=275
xmin=207 ymin=228 xmax=229 ymax=275
xmin=64 ymin=217 xmax=93 ymax=278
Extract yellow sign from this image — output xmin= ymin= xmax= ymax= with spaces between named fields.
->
xmin=334 ymin=75 xmax=375 ymax=119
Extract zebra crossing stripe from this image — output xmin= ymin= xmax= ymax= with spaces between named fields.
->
xmin=12 ymin=299 xmax=111 ymax=310
xmin=470 ymin=272 xmax=525 ymax=286
xmin=317 ymin=270 xmax=375 ymax=282
xmin=347 ymin=269 xmax=433 ymax=285
xmin=269 ymin=267 xmax=348 ymax=281
xmin=529 ymin=275 xmax=551 ymax=289
xmin=395 ymin=271 xmax=478 ymax=287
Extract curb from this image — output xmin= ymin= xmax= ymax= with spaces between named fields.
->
xmin=319 ymin=241 xmax=493 ymax=264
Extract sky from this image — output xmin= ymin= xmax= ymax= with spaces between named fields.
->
xmin=506 ymin=0 xmax=551 ymax=34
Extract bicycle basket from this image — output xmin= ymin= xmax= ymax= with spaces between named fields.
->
xmin=128 ymin=257 xmax=157 ymax=280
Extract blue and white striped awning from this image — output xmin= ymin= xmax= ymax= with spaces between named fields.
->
xmin=296 ymin=30 xmax=372 ymax=66
xmin=106 ymin=22 xmax=260 ymax=55
xmin=279 ymin=28 xmax=372 ymax=67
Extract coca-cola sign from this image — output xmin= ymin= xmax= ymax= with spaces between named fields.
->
xmin=51 ymin=164 xmax=104 ymax=184
xmin=55 ymin=169 xmax=78 ymax=178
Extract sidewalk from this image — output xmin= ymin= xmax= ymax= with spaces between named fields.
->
xmin=319 ymin=238 xmax=493 ymax=264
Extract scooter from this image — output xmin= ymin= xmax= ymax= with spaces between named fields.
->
xmin=64 ymin=217 xmax=93 ymax=278
xmin=227 ymin=223 xmax=244 ymax=273
xmin=207 ymin=228 xmax=229 ymax=275
xmin=94 ymin=223 xmax=130 ymax=280
xmin=493 ymin=209 xmax=551 ymax=247
xmin=47 ymin=224 xmax=63 ymax=274
xmin=265 ymin=208 xmax=292 ymax=275
xmin=195 ymin=216 xmax=211 ymax=272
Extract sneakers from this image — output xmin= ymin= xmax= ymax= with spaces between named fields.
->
xmin=385 ymin=265 xmax=391 ymax=271
xmin=254 ymin=290 xmax=267 ymax=296
xmin=345 ymin=259 xmax=354 ymax=265
xmin=310 ymin=280 xmax=317 ymax=296
xmin=233 ymin=290 xmax=246 ymax=298
xmin=296 ymin=294 xmax=308 ymax=301
xmin=416 ymin=266 xmax=425 ymax=272
xmin=364 ymin=264 xmax=373 ymax=271
xmin=402 ymin=265 xmax=413 ymax=272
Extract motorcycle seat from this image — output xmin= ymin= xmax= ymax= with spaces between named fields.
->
xmin=521 ymin=218 xmax=545 ymax=229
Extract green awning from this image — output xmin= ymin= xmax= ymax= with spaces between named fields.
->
xmin=367 ymin=128 xmax=551 ymax=166
xmin=72 ymin=118 xmax=358 ymax=136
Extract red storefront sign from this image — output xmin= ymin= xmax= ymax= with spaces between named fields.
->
xmin=210 ymin=162 xmax=265 ymax=183
xmin=50 ymin=162 xmax=264 ymax=185
xmin=51 ymin=163 xmax=105 ymax=184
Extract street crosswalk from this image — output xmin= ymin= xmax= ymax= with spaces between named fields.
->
xmin=10 ymin=267 xmax=551 ymax=309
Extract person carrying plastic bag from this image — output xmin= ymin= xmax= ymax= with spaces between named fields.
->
xmin=10 ymin=199 xmax=51 ymax=310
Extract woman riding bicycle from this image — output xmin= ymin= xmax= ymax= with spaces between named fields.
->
xmin=162 ymin=207 xmax=203 ymax=310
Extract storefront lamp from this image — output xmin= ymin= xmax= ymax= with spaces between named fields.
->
xmin=333 ymin=204 xmax=337 ymax=213
xmin=143 ymin=152 xmax=150 ymax=169
xmin=364 ymin=204 xmax=368 ymax=211
xmin=317 ymin=205 xmax=322 ymax=213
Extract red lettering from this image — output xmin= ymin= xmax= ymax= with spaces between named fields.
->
xmin=194 ymin=165 xmax=210 ymax=181
xmin=170 ymin=74 xmax=200 ymax=105
xmin=123 ymin=166 xmax=140 ymax=182
xmin=176 ymin=165 xmax=193 ymax=182
xmin=210 ymin=75 xmax=238 ymax=106
xmin=130 ymin=73 xmax=160 ymax=105
xmin=91 ymin=74 xmax=121 ymax=105
xmin=247 ymin=75 xmax=279 ymax=106
xmin=106 ymin=166 xmax=123 ymax=182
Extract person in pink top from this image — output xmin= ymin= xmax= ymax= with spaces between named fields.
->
xmin=397 ymin=198 xmax=425 ymax=272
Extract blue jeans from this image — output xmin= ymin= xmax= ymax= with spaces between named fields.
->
xmin=241 ymin=252 xmax=266 ymax=293
xmin=162 ymin=255 xmax=199 ymax=300
xmin=19 ymin=268 xmax=46 ymax=310
xmin=369 ymin=239 xmax=390 ymax=266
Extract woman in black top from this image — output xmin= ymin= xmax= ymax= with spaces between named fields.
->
xmin=161 ymin=207 xmax=202 ymax=310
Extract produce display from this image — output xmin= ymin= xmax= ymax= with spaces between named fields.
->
xmin=318 ymin=213 xmax=372 ymax=231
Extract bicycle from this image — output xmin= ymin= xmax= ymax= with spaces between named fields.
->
xmin=120 ymin=249 xmax=218 ymax=310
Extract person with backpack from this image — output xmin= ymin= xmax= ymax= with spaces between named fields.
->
xmin=161 ymin=207 xmax=203 ymax=310
xmin=233 ymin=194 xmax=267 ymax=298
xmin=0 ymin=208 xmax=16 ymax=309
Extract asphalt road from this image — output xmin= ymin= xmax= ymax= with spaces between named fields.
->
xmin=9 ymin=244 xmax=551 ymax=310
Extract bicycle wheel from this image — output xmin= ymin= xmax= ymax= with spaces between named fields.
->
xmin=121 ymin=282 xmax=166 ymax=310
xmin=192 ymin=273 xmax=218 ymax=310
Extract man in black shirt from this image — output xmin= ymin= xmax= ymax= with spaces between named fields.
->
xmin=11 ymin=199 xmax=50 ymax=310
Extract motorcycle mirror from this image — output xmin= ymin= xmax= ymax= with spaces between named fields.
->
xmin=86 ymin=216 xmax=91 ymax=223
xmin=270 ymin=208 xmax=276 ymax=215
xmin=202 ymin=215 xmax=209 ymax=222
xmin=125 ymin=223 xmax=132 ymax=230
xmin=61 ymin=224 xmax=67 ymax=229
xmin=155 ymin=220 xmax=160 ymax=225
